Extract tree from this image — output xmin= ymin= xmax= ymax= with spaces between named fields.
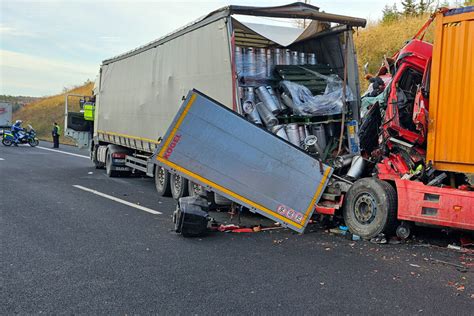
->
xmin=418 ymin=0 xmax=433 ymax=14
xmin=402 ymin=0 xmax=418 ymax=16
xmin=382 ymin=4 xmax=400 ymax=23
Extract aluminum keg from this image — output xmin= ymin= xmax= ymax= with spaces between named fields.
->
xmin=284 ymin=49 xmax=291 ymax=65
xmin=346 ymin=155 xmax=366 ymax=179
xmin=299 ymin=52 xmax=306 ymax=65
xmin=266 ymin=49 xmax=274 ymax=77
xmin=291 ymin=51 xmax=299 ymax=65
xmin=298 ymin=125 xmax=306 ymax=141
xmin=243 ymin=47 xmax=256 ymax=77
xmin=256 ymin=86 xmax=280 ymax=115
xmin=256 ymin=48 xmax=266 ymax=79
xmin=280 ymin=92 xmax=295 ymax=110
xmin=235 ymin=46 xmax=243 ymax=76
xmin=266 ymin=86 xmax=286 ymax=112
xmin=243 ymin=100 xmax=263 ymax=126
xmin=271 ymin=125 xmax=289 ymax=141
xmin=285 ymin=123 xmax=300 ymax=147
xmin=256 ymin=102 xmax=278 ymax=127
xmin=273 ymin=48 xmax=282 ymax=65
xmin=312 ymin=124 xmax=327 ymax=152
xmin=307 ymin=53 xmax=317 ymax=65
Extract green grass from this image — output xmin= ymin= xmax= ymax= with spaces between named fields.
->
xmin=13 ymin=83 xmax=94 ymax=145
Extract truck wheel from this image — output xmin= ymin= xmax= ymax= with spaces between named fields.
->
xmin=214 ymin=193 xmax=232 ymax=206
xmin=92 ymin=145 xmax=105 ymax=169
xmin=155 ymin=166 xmax=171 ymax=197
xmin=188 ymin=181 xmax=206 ymax=197
xmin=396 ymin=221 xmax=412 ymax=240
xmin=105 ymin=150 xmax=119 ymax=177
xmin=343 ymin=178 xmax=397 ymax=239
xmin=170 ymin=173 xmax=189 ymax=200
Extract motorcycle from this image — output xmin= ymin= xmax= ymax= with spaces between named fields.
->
xmin=2 ymin=125 xmax=40 ymax=147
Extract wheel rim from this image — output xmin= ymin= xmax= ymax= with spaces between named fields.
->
xmin=173 ymin=174 xmax=182 ymax=192
xmin=157 ymin=167 xmax=166 ymax=188
xmin=190 ymin=182 xmax=202 ymax=196
xmin=353 ymin=193 xmax=377 ymax=224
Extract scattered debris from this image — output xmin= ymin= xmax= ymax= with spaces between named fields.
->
xmin=430 ymin=258 xmax=468 ymax=272
xmin=370 ymin=233 xmax=387 ymax=244
xmin=409 ymin=264 xmax=421 ymax=268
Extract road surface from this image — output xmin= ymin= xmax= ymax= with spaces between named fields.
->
xmin=1 ymin=143 xmax=472 ymax=314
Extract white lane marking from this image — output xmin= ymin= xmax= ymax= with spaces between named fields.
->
xmin=0 ymin=158 xmax=4 ymax=161
xmin=38 ymin=146 xmax=89 ymax=159
xmin=73 ymin=185 xmax=162 ymax=215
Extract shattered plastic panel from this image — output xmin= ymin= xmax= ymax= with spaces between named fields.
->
xmin=154 ymin=90 xmax=333 ymax=233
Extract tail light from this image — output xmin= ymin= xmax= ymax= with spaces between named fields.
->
xmin=112 ymin=152 xmax=126 ymax=159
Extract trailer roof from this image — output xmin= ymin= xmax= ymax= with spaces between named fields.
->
xmin=102 ymin=2 xmax=366 ymax=65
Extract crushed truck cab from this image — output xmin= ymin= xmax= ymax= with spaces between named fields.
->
xmin=154 ymin=90 xmax=333 ymax=233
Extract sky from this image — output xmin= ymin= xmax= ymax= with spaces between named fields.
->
xmin=0 ymin=0 xmax=416 ymax=96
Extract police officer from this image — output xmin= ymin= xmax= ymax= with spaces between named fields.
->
xmin=52 ymin=122 xmax=60 ymax=148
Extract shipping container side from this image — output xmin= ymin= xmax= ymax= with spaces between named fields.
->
xmin=96 ymin=18 xmax=233 ymax=152
xmin=427 ymin=9 xmax=474 ymax=173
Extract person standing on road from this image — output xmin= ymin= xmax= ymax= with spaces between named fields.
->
xmin=52 ymin=122 xmax=60 ymax=148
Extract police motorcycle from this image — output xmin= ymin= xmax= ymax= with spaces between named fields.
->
xmin=2 ymin=124 xmax=39 ymax=147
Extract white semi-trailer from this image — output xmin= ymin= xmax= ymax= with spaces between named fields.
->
xmin=65 ymin=2 xmax=366 ymax=201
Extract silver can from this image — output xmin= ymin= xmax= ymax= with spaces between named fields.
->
xmin=285 ymin=123 xmax=300 ymax=147
xmin=243 ymin=100 xmax=263 ymax=126
xmin=299 ymin=52 xmax=306 ymax=65
xmin=256 ymin=102 xmax=278 ymax=127
xmin=280 ymin=92 xmax=295 ymax=110
xmin=271 ymin=124 xmax=289 ymax=141
xmin=256 ymin=86 xmax=280 ymax=115
xmin=291 ymin=51 xmax=299 ymax=65
xmin=307 ymin=53 xmax=317 ymax=65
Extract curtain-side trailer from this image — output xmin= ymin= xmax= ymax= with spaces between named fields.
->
xmin=65 ymin=2 xmax=366 ymax=200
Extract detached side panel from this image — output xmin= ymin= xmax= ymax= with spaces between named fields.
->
xmin=154 ymin=90 xmax=333 ymax=233
xmin=427 ymin=9 xmax=474 ymax=173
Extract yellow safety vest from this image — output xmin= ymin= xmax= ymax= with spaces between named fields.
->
xmin=84 ymin=103 xmax=95 ymax=121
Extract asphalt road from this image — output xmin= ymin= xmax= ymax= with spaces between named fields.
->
xmin=1 ymin=142 xmax=472 ymax=314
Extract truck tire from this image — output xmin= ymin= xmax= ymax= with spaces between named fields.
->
xmin=343 ymin=178 xmax=397 ymax=239
xmin=92 ymin=145 xmax=105 ymax=169
xmin=105 ymin=150 xmax=119 ymax=177
xmin=214 ymin=193 xmax=232 ymax=206
xmin=170 ymin=173 xmax=189 ymax=200
xmin=155 ymin=166 xmax=171 ymax=197
xmin=188 ymin=181 xmax=206 ymax=197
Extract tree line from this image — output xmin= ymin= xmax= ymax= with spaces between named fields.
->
xmin=382 ymin=0 xmax=473 ymax=23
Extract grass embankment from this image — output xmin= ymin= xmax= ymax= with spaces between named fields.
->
xmin=354 ymin=14 xmax=434 ymax=90
xmin=13 ymin=83 xmax=93 ymax=145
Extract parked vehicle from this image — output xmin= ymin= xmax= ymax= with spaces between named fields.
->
xmin=2 ymin=125 xmax=39 ymax=147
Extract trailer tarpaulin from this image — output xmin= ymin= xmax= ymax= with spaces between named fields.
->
xmin=97 ymin=18 xmax=233 ymax=149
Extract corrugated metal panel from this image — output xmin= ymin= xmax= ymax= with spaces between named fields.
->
xmin=427 ymin=9 xmax=474 ymax=174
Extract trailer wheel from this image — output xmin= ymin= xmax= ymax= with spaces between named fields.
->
xmin=188 ymin=181 xmax=206 ymax=197
xmin=343 ymin=178 xmax=397 ymax=239
xmin=214 ymin=193 xmax=232 ymax=206
xmin=92 ymin=145 xmax=104 ymax=169
xmin=105 ymin=150 xmax=119 ymax=177
xmin=155 ymin=166 xmax=171 ymax=197
xmin=170 ymin=173 xmax=189 ymax=200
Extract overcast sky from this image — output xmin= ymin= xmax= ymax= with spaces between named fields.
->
xmin=0 ymin=0 xmax=414 ymax=96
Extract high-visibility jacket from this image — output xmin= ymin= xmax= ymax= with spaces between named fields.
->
xmin=84 ymin=102 xmax=95 ymax=121
xmin=53 ymin=124 xmax=61 ymax=136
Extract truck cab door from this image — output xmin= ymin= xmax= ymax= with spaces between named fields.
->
xmin=64 ymin=95 xmax=94 ymax=149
